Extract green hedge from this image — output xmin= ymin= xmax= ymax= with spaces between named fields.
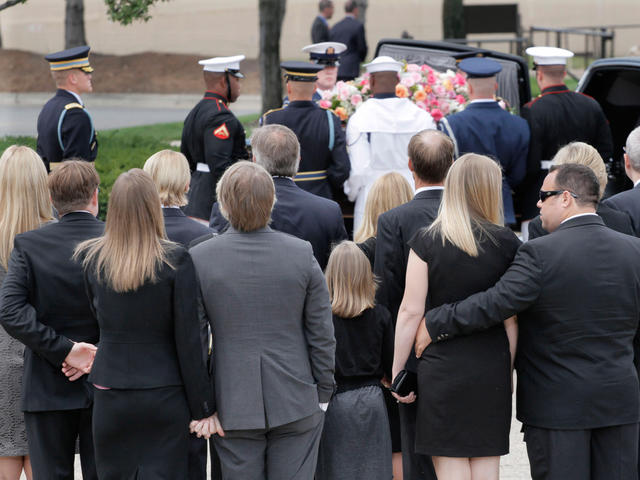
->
xmin=0 ymin=114 xmax=260 ymax=219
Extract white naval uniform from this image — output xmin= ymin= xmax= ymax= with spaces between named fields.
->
xmin=344 ymin=96 xmax=436 ymax=232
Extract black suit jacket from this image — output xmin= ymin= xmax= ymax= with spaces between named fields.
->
xmin=0 ymin=212 xmax=104 ymax=412
xmin=163 ymin=208 xmax=213 ymax=247
xmin=210 ymin=177 xmax=347 ymax=270
xmin=528 ymin=203 xmax=634 ymax=239
xmin=329 ymin=16 xmax=367 ymax=80
xmin=603 ymin=183 xmax=640 ymax=236
xmin=374 ymin=189 xmax=442 ymax=371
xmin=425 ymin=215 xmax=640 ymax=430
xmin=311 ymin=15 xmax=330 ymax=43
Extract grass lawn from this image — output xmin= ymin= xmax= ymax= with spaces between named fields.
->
xmin=0 ymin=113 xmax=260 ymax=217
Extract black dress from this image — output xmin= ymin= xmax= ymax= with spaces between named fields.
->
xmin=408 ymin=223 xmax=520 ymax=457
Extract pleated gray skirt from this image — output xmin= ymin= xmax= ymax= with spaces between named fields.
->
xmin=316 ymin=385 xmax=392 ymax=480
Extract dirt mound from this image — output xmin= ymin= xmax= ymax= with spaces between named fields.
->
xmin=0 ymin=49 xmax=261 ymax=94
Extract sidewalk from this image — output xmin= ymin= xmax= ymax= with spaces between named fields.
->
xmin=0 ymin=93 xmax=262 ymax=137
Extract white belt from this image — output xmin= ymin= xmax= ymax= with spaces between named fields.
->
xmin=541 ymin=160 xmax=552 ymax=170
xmin=196 ymin=162 xmax=210 ymax=173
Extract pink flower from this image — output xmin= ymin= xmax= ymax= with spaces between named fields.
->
xmin=427 ymin=73 xmax=437 ymax=85
xmin=410 ymin=72 xmax=422 ymax=84
xmin=350 ymin=94 xmax=363 ymax=106
xmin=455 ymin=73 xmax=466 ymax=86
xmin=361 ymin=84 xmax=370 ymax=94
xmin=401 ymin=75 xmax=415 ymax=88
xmin=406 ymin=63 xmax=421 ymax=73
xmin=421 ymin=64 xmax=433 ymax=74
xmin=430 ymin=108 xmax=443 ymax=122
xmin=318 ymin=99 xmax=331 ymax=109
xmin=455 ymin=94 xmax=466 ymax=105
xmin=440 ymin=102 xmax=450 ymax=115
xmin=415 ymin=101 xmax=428 ymax=110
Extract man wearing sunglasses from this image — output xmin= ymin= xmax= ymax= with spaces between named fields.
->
xmin=417 ymin=163 xmax=640 ymax=480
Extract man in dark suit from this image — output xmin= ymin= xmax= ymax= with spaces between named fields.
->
xmin=374 ymin=129 xmax=454 ymax=480
xmin=181 ymin=55 xmax=249 ymax=221
xmin=419 ymin=164 xmax=640 ymax=480
xmin=329 ymin=0 xmax=367 ymax=81
xmin=0 ymin=161 xmax=103 ymax=480
xmin=439 ymin=57 xmax=529 ymax=225
xmin=517 ymin=47 xmax=613 ymax=238
xmin=262 ymin=62 xmax=350 ymax=200
xmin=210 ymin=124 xmax=347 ymax=270
xmin=603 ymin=126 xmax=640 ymax=235
xmin=311 ymin=0 xmax=333 ymax=43
xmin=36 ymin=46 xmax=98 ymax=172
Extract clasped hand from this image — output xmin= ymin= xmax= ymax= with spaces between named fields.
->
xmin=190 ymin=412 xmax=224 ymax=439
xmin=61 ymin=342 xmax=97 ymax=381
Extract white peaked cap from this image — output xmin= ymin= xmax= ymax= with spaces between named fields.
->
xmin=526 ymin=46 xmax=574 ymax=66
xmin=363 ymin=56 xmax=403 ymax=74
xmin=198 ymin=55 xmax=246 ymax=73
xmin=302 ymin=42 xmax=347 ymax=55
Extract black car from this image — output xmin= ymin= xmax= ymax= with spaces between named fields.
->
xmin=577 ymin=57 xmax=640 ymax=196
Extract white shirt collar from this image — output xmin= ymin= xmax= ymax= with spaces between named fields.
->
xmin=560 ymin=212 xmax=598 ymax=224
xmin=415 ymin=186 xmax=444 ymax=195
xmin=634 ymin=179 xmax=640 ymax=188
xmin=469 ymin=99 xmax=496 ymax=104
xmin=64 ymin=90 xmax=83 ymax=105
xmin=162 ymin=205 xmax=181 ymax=209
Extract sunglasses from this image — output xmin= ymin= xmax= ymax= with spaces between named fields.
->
xmin=539 ymin=190 xmax=578 ymax=203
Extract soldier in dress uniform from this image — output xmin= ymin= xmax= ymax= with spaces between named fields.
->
xmin=516 ymin=46 xmax=613 ymax=239
xmin=262 ymin=62 xmax=350 ymax=200
xmin=439 ymin=57 xmax=530 ymax=226
xmin=283 ymin=42 xmax=346 ymax=106
xmin=36 ymin=46 xmax=97 ymax=172
xmin=181 ymin=55 xmax=249 ymax=221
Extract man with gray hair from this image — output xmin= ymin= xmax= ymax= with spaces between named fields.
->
xmin=209 ymin=124 xmax=347 ymax=269
xmin=603 ymin=126 xmax=640 ymax=236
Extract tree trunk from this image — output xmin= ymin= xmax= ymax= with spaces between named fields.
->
xmin=442 ymin=0 xmax=465 ymax=39
xmin=258 ymin=0 xmax=286 ymax=114
xmin=355 ymin=0 xmax=368 ymax=26
xmin=65 ymin=0 xmax=86 ymax=48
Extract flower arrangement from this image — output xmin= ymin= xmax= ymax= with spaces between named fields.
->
xmin=320 ymin=62 xmax=470 ymax=123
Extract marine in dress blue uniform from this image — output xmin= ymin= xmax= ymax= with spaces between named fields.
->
xmin=181 ymin=55 xmax=249 ymax=220
xmin=263 ymin=62 xmax=350 ymax=199
xmin=36 ymin=46 xmax=97 ymax=172
xmin=439 ymin=57 xmax=530 ymax=225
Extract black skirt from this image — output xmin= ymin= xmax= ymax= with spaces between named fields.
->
xmin=93 ymin=385 xmax=190 ymax=479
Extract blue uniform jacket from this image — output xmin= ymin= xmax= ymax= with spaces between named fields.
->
xmin=209 ymin=177 xmax=347 ymax=270
xmin=439 ymin=101 xmax=530 ymax=224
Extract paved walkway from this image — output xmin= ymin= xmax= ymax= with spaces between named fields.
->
xmin=0 ymin=93 xmax=262 ymax=137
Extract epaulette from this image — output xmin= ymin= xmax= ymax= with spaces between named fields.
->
xmin=64 ymin=102 xmax=84 ymax=110
xmin=263 ymin=107 xmax=285 ymax=117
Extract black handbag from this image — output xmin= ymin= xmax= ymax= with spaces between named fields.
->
xmin=391 ymin=369 xmax=417 ymax=397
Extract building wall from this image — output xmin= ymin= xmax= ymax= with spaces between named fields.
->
xmin=1 ymin=0 xmax=638 ymax=59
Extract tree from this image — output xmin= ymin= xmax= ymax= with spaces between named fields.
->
xmin=104 ymin=0 xmax=169 ymax=25
xmin=442 ymin=0 xmax=464 ymax=40
xmin=0 ymin=0 xmax=27 ymax=48
xmin=258 ymin=0 xmax=286 ymax=114
xmin=65 ymin=0 xmax=86 ymax=48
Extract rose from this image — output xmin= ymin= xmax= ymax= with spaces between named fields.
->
xmin=455 ymin=73 xmax=466 ymax=86
xmin=406 ymin=63 xmax=421 ymax=73
xmin=430 ymin=108 xmax=443 ymax=122
xmin=420 ymin=64 xmax=433 ymax=74
xmin=318 ymin=99 xmax=331 ymax=109
xmin=334 ymin=107 xmax=349 ymax=122
xmin=410 ymin=72 xmax=422 ymax=84
xmin=439 ymin=102 xmax=450 ymax=115
xmin=395 ymin=84 xmax=410 ymax=98
xmin=455 ymin=94 xmax=466 ymax=105
xmin=350 ymin=94 xmax=363 ymax=106
xmin=413 ymin=89 xmax=427 ymax=103
xmin=400 ymin=75 xmax=415 ymax=87
xmin=427 ymin=73 xmax=436 ymax=85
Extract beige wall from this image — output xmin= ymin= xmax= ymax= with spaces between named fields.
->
xmin=1 ymin=0 xmax=638 ymax=59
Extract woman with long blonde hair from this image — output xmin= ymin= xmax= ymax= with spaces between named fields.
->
xmin=316 ymin=241 xmax=394 ymax=480
xmin=75 ymin=169 xmax=216 ymax=478
xmin=392 ymin=154 xmax=519 ymax=480
xmin=0 ymin=145 xmax=52 ymax=480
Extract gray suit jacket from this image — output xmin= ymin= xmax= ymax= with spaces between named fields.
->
xmin=190 ymin=226 xmax=335 ymax=431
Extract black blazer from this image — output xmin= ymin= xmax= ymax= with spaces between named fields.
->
xmin=425 ymin=215 xmax=640 ymax=430
xmin=0 ymin=212 xmax=104 ymax=412
xmin=330 ymin=16 xmax=367 ymax=80
xmin=603 ymin=183 xmax=640 ymax=236
xmin=84 ymin=247 xmax=213 ymax=420
xmin=528 ymin=203 xmax=634 ymax=239
xmin=311 ymin=15 xmax=330 ymax=43
xmin=210 ymin=177 xmax=348 ymax=270
xmin=163 ymin=207 xmax=213 ymax=247
xmin=374 ymin=189 xmax=442 ymax=372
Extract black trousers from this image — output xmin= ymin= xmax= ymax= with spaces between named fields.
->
xmin=398 ymin=402 xmax=436 ymax=480
xmin=524 ymin=423 xmax=639 ymax=480
xmin=24 ymin=408 xmax=97 ymax=480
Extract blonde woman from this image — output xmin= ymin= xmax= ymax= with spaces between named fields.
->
xmin=392 ymin=154 xmax=519 ymax=480
xmin=316 ymin=241 xmax=394 ymax=480
xmin=0 ymin=146 xmax=53 ymax=480
xmin=75 ymin=169 xmax=216 ymax=478
xmin=354 ymin=172 xmax=413 ymax=265
xmin=143 ymin=150 xmax=212 ymax=246
xmin=528 ymin=141 xmax=634 ymax=239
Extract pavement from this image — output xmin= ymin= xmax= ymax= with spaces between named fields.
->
xmin=0 ymin=93 xmax=262 ymax=137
